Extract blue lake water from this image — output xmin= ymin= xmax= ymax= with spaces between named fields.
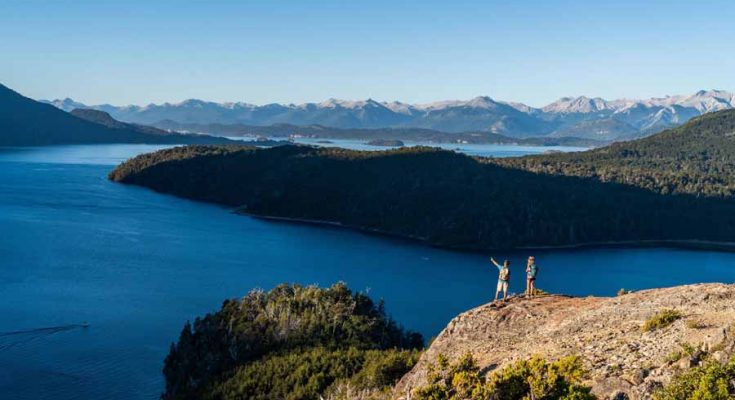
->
xmin=1 ymin=144 xmax=734 ymax=400
xmin=254 ymin=137 xmax=588 ymax=157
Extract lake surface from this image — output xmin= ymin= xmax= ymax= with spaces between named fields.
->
xmin=231 ymin=136 xmax=588 ymax=157
xmin=1 ymin=144 xmax=734 ymax=400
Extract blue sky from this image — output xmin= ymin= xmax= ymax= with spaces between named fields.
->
xmin=2 ymin=0 xmax=734 ymax=106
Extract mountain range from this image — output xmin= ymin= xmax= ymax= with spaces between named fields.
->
xmin=45 ymin=90 xmax=735 ymax=141
xmin=0 ymin=84 xmax=231 ymax=146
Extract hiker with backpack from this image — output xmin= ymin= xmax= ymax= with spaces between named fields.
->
xmin=526 ymin=256 xmax=538 ymax=297
xmin=490 ymin=257 xmax=511 ymax=302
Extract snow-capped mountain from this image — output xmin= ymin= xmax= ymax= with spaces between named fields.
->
xmin=41 ymin=90 xmax=734 ymax=140
xmin=542 ymin=96 xmax=614 ymax=114
xmin=46 ymin=97 xmax=88 ymax=111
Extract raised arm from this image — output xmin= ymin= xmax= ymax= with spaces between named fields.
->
xmin=490 ymin=257 xmax=502 ymax=269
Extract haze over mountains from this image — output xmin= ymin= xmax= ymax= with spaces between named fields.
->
xmin=45 ymin=90 xmax=735 ymax=141
xmin=0 ymin=84 xmax=231 ymax=146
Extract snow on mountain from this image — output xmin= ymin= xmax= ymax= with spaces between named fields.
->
xmin=314 ymin=98 xmax=386 ymax=109
xmin=40 ymin=98 xmax=88 ymax=112
xmin=381 ymin=101 xmax=420 ymax=115
xmin=542 ymin=96 xmax=613 ymax=114
xmin=42 ymin=90 xmax=734 ymax=140
xmin=500 ymin=101 xmax=540 ymax=115
xmin=670 ymin=90 xmax=735 ymax=113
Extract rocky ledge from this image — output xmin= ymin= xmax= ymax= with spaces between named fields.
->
xmin=396 ymin=283 xmax=735 ymax=399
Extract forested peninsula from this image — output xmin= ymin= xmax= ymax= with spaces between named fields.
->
xmin=109 ymin=109 xmax=735 ymax=251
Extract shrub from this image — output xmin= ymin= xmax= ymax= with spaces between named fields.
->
xmin=412 ymin=353 xmax=595 ymax=400
xmin=665 ymin=349 xmax=683 ymax=364
xmin=655 ymin=358 xmax=735 ymax=400
xmin=207 ymin=347 xmax=421 ymax=400
xmin=686 ymin=319 xmax=706 ymax=329
xmin=664 ymin=343 xmax=698 ymax=364
xmin=641 ymin=309 xmax=682 ymax=332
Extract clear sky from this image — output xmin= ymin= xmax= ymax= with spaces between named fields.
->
xmin=2 ymin=0 xmax=734 ymax=107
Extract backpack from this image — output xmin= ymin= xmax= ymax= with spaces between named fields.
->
xmin=499 ymin=267 xmax=510 ymax=281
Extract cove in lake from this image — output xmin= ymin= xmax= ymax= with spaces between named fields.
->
xmin=1 ymin=144 xmax=734 ymax=400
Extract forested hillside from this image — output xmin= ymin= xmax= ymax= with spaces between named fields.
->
xmin=162 ymin=283 xmax=422 ymax=400
xmin=110 ymin=133 xmax=735 ymax=250
xmin=493 ymin=109 xmax=735 ymax=198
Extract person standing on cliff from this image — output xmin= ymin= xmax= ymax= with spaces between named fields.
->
xmin=526 ymin=256 xmax=538 ymax=297
xmin=490 ymin=257 xmax=510 ymax=302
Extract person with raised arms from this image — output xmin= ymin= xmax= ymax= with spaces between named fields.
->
xmin=490 ymin=257 xmax=511 ymax=302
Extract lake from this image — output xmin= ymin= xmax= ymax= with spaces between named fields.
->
xmin=256 ymin=137 xmax=588 ymax=157
xmin=1 ymin=144 xmax=734 ymax=400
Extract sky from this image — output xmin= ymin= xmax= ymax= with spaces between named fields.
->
xmin=2 ymin=0 xmax=734 ymax=107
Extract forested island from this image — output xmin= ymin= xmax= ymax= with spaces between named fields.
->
xmin=110 ymin=109 xmax=735 ymax=251
xmin=367 ymin=139 xmax=404 ymax=147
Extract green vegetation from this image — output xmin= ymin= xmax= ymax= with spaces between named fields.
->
xmin=664 ymin=343 xmax=698 ymax=364
xmin=492 ymin=109 xmax=735 ymax=198
xmin=110 ymin=112 xmax=735 ymax=250
xmin=686 ymin=320 xmax=706 ymax=329
xmin=412 ymin=353 xmax=594 ymax=400
xmin=641 ymin=310 xmax=683 ymax=332
xmin=162 ymin=282 xmax=422 ymax=400
xmin=367 ymin=139 xmax=405 ymax=147
xmin=206 ymin=347 xmax=419 ymax=400
xmin=655 ymin=358 xmax=735 ymax=400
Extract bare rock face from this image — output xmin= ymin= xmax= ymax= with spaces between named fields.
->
xmin=395 ymin=283 xmax=735 ymax=399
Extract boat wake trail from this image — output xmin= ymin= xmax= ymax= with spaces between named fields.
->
xmin=0 ymin=324 xmax=89 ymax=351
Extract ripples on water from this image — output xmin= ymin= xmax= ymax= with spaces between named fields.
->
xmin=0 ymin=144 xmax=734 ymax=400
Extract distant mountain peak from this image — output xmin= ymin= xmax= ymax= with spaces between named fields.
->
xmin=175 ymin=99 xmax=212 ymax=108
xmin=38 ymin=88 xmax=735 ymax=140
xmin=39 ymin=97 xmax=88 ymax=112
xmin=70 ymin=108 xmax=125 ymax=128
xmin=317 ymin=98 xmax=372 ymax=109
xmin=0 ymin=84 xmax=232 ymax=146
xmin=542 ymin=95 xmax=611 ymax=113
xmin=465 ymin=96 xmax=499 ymax=108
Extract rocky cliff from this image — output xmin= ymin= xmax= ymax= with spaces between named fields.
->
xmin=396 ymin=283 xmax=735 ymax=399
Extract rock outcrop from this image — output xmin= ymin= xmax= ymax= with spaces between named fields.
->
xmin=396 ymin=283 xmax=735 ymax=399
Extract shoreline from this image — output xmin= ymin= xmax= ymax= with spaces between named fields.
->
xmin=241 ymin=211 xmax=735 ymax=254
